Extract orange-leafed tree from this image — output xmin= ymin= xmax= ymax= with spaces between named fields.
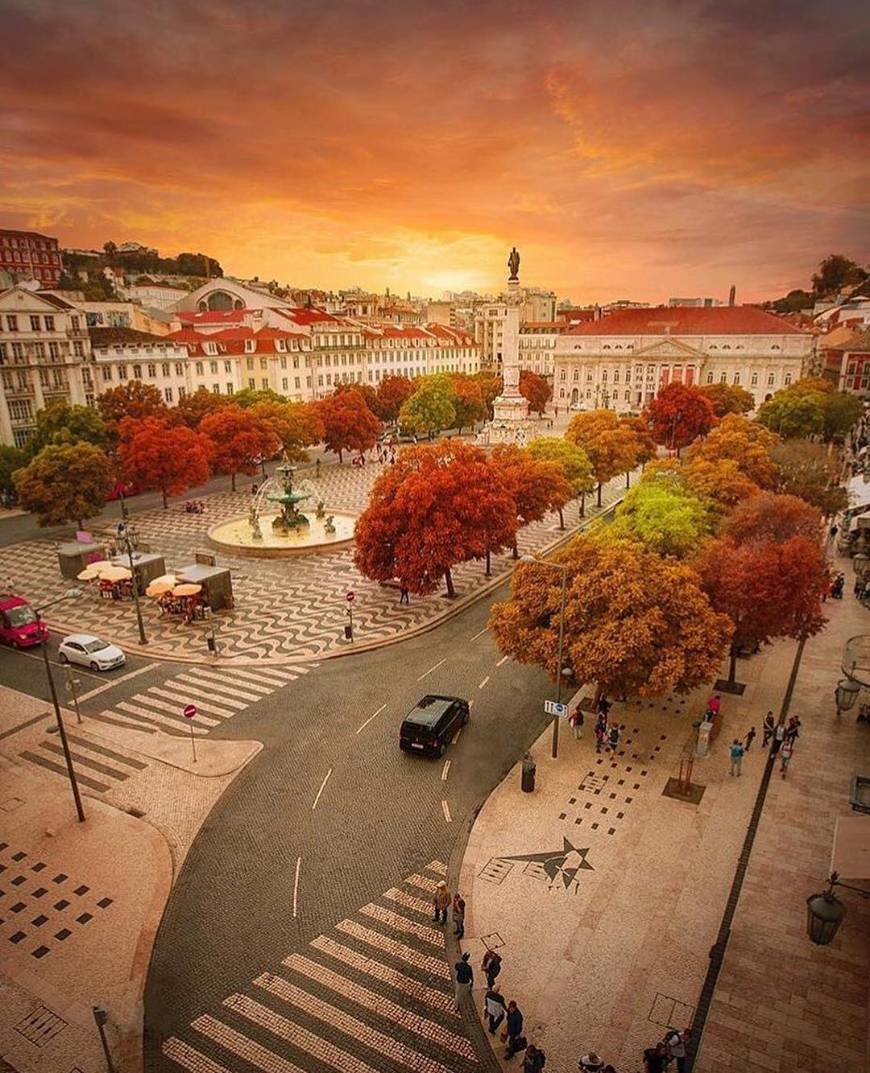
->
xmin=334 ymin=382 xmax=381 ymax=418
xmin=317 ymin=389 xmax=381 ymax=462
xmin=97 ymin=381 xmax=166 ymax=437
xmin=474 ymin=371 xmax=503 ymax=419
xmin=376 ymin=376 xmax=416 ymax=423
xmin=354 ymin=440 xmax=515 ymax=597
xmin=687 ymin=413 xmax=779 ymax=487
xmin=173 ymin=387 xmax=233 ymax=428
xmin=519 ymin=370 xmax=552 ymax=415
xmin=619 ymin=414 xmax=657 ymax=469
xmin=698 ymin=382 xmax=755 ymax=417
xmin=724 ymin=492 xmax=822 ymax=545
xmin=200 ymin=405 xmax=282 ymax=490
xmin=491 ymin=444 xmax=573 ymax=549
xmin=489 ymin=533 xmax=731 ymax=700
xmin=643 ymin=382 xmax=716 ymax=453
xmin=118 ymin=417 xmax=212 ymax=508
xmin=682 ymin=457 xmax=761 ymax=510
xmin=249 ymin=400 xmax=324 ymax=461
xmin=14 ymin=443 xmax=115 ymax=529
xmin=449 ymin=375 xmax=488 ymax=433
xmin=566 ymin=409 xmax=638 ymax=506
xmin=695 ymin=535 xmax=829 ymax=684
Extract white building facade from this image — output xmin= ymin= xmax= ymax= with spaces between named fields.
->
xmin=553 ymin=306 xmax=812 ymax=413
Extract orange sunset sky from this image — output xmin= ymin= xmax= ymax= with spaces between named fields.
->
xmin=1 ymin=0 xmax=867 ymax=304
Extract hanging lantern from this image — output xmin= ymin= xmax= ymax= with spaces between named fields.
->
xmin=834 ymin=678 xmax=861 ymax=713
xmin=805 ymin=889 xmax=846 ymax=945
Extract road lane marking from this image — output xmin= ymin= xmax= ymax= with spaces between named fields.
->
xmin=450 ymin=728 xmax=462 ymax=745
xmin=470 ymin=627 xmax=488 ymax=641
xmin=311 ymin=768 xmax=332 ymax=810
xmin=478 ymin=675 xmax=490 ymax=689
xmin=356 ymin=703 xmax=386 ymax=734
xmin=417 ymin=657 xmax=445 ymax=681
xmin=8 ymin=649 xmax=107 ymax=681
xmin=442 ymin=799 xmax=452 ymax=823
xmin=76 ymin=662 xmax=157 ymax=701
xmin=441 ymin=759 xmax=451 ymax=781
xmin=497 ymin=655 xmax=509 ymax=667
xmin=293 ymin=856 xmax=301 ymax=918
xmin=468 ymin=699 xmax=475 ymax=708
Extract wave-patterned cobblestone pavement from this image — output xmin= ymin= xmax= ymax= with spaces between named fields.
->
xmin=0 ymin=463 xmax=626 ymax=664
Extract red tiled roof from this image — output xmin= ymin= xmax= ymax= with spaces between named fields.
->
xmin=566 ymin=306 xmax=807 ymax=336
xmin=275 ymin=307 xmax=337 ymax=326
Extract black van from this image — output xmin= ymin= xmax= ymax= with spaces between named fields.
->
xmin=399 ymin=694 xmax=470 ymax=757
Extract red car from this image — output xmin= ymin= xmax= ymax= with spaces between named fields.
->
xmin=0 ymin=594 xmax=48 ymax=648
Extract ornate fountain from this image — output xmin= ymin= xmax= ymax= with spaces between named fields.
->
xmin=207 ymin=452 xmax=356 ymax=558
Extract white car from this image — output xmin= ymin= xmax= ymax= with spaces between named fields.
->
xmin=58 ymin=633 xmax=126 ymax=672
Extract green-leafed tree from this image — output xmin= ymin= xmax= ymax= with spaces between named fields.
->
xmin=399 ymin=375 xmax=457 ymax=438
xmin=231 ymin=387 xmax=286 ymax=409
xmin=25 ymin=401 xmax=109 ymax=457
xmin=812 ymin=254 xmax=868 ymax=298
xmin=757 ymin=391 xmax=825 ymax=439
xmin=14 ymin=443 xmax=114 ymax=529
xmin=526 ymin=436 xmax=595 ymax=517
xmin=608 ymin=479 xmax=711 ymax=558
xmin=820 ymin=392 xmax=863 ymax=443
xmin=0 ymin=445 xmax=27 ymax=498
xmin=698 ymin=382 xmax=755 ymax=418
xmin=771 ymin=440 xmax=848 ymax=516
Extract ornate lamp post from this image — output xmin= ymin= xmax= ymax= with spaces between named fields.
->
xmin=834 ymin=678 xmax=860 ymax=714
xmin=806 ymin=872 xmax=869 ymax=945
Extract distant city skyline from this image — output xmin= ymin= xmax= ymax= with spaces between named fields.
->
xmin=1 ymin=0 xmax=867 ymax=304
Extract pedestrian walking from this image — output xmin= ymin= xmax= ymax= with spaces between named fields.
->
xmin=785 ymin=715 xmax=801 ymax=744
xmin=706 ymin=693 xmax=721 ymax=719
xmin=504 ymin=1001 xmax=525 ymax=1058
xmin=453 ymin=952 xmax=473 ymax=1010
xmin=770 ymin=720 xmax=786 ymax=756
xmin=595 ymin=723 xmax=606 ymax=753
xmin=762 ymin=711 xmax=775 ymax=748
xmin=779 ymin=740 xmax=793 ymax=778
xmin=432 ymin=880 xmax=450 ymax=924
xmin=643 ymin=1042 xmax=669 ymax=1073
xmin=729 ymin=739 xmax=744 ymax=776
xmin=315 ymin=458 xmax=321 ymax=478
xmin=607 ymin=723 xmax=620 ymax=754
xmin=570 ymin=708 xmax=584 ymax=739
xmin=522 ymin=1044 xmax=546 ymax=1071
xmin=484 ymin=985 xmax=507 ymax=1034
xmin=578 ymin=1053 xmax=605 ymax=1072
xmin=744 ymin=726 xmax=756 ymax=751
xmin=452 ymin=893 xmax=465 ymax=939
xmin=399 ymin=586 xmax=410 ymax=605
xmin=664 ymin=1028 xmax=691 ymax=1073
xmin=597 ymin=696 xmax=612 ymax=719
xmin=482 ymin=948 xmax=502 ymax=988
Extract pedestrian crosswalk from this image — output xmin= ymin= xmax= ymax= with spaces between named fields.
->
xmin=17 ymin=663 xmax=317 ymax=794
xmin=161 ymin=860 xmax=481 ymax=1073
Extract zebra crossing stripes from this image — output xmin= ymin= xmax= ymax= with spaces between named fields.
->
xmin=20 ymin=730 xmax=148 ymax=794
xmin=359 ymin=903 xmax=445 ymax=946
xmin=383 ymin=887 xmax=432 ymax=915
xmin=146 ymin=687 xmax=237 ymax=719
xmin=163 ymin=861 xmax=479 ymax=1073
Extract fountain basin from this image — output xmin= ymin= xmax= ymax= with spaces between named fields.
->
xmin=208 ymin=510 xmax=356 ymax=558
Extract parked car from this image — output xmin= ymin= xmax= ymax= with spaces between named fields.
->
xmin=58 ymin=633 xmax=126 ymax=671
xmin=0 ymin=594 xmax=48 ymax=648
xmin=399 ymin=694 xmax=469 ymax=757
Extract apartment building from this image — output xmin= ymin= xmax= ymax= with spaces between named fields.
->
xmin=0 ymin=230 xmax=63 ymax=286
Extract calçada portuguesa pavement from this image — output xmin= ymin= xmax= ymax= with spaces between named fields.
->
xmin=459 ymin=553 xmax=870 ymax=1073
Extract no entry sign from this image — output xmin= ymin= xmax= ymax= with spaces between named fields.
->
xmin=183 ymin=704 xmax=197 ymax=719
xmin=346 ymin=591 xmax=355 ymax=603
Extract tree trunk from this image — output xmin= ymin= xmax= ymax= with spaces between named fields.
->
xmin=625 ymin=471 xmax=631 ymax=488
xmin=338 ymin=448 xmax=344 ymax=463
xmin=728 ymin=642 xmax=738 ymax=684
xmin=579 ymin=492 xmax=585 ymax=518
xmin=485 ymin=549 xmax=492 ymax=577
xmin=231 ymin=472 xmax=237 ymax=492
xmin=558 ymin=508 xmax=565 ymax=531
xmin=77 ymin=519 xmax=84 ymax=532
xmin=444 ymin=567 xmax=456 ymax=598
xmin=162 ymin=489 xmax=168 ymax=509
xmin=597 ymin=482 xmax=603 ymax=507
xmin=512 ymin=541 xmax=519 ymax=560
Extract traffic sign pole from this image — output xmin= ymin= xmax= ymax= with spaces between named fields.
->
xmin=183 ymin=703 xmax=198 ymax=763
xmin=345 ymin=591 xmax=355 ymax=642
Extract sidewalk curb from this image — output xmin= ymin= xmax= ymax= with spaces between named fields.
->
xmin=42 ymin=492 xmax=626 ymax=670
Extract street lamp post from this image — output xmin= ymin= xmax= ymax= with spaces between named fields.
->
xmin=36 ymin=589 xmax=85 ymax=823
xmin=806 ymin=871 xmax=869 ymax=945
xmin=117 ymin=521 xmax=148 ymax=646
xmin=521 ymin=555 xmax=571 ymax=758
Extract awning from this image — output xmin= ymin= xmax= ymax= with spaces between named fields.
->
xmin=831 ymin=815 xmax=870 ymax=880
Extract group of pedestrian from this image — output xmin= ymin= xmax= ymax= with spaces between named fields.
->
xmin=593 ymin=697 xmax=621 ymax=755
xmin=736 ymin=711 xmax=800 ymax=779
xmin=643 ymin=1027 xmax=691 ymax=1073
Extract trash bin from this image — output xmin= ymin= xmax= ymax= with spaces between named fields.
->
xmin=521 ymin=753 xmax=536 ymax=793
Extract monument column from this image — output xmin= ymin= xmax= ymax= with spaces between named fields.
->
xmin=478 ymin=247 xmax=531 ymax=445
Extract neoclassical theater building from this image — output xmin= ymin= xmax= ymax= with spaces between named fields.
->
xmin=552 ymin=306 xmax=812 ymax=413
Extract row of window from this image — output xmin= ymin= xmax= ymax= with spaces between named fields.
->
xmin=1 ymin=236 xmax=58 ymax=251
xmin=557 ymin=363 xmax=792 ymax=389
xmin=0 ymin=340 xmax=82 ymax=363
xmin=0 ymin=249 xmax=60 ymax=264
xmin=3 ymin=314 xmax=57 ymax=333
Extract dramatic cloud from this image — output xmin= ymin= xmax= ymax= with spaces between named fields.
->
xmin=0 ymin=0 xmax=867 ymax=301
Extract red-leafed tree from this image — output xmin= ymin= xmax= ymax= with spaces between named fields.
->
xmin=317 ymin=389 xmax=381 ymax=462
xmin=376 ymin=376 xmax=416 ymax=423
xmin=644 ymin=382 xmax=717 ymax=453
xmin=519 ymin=371 xmax=552 ymax=415
xmin=249 ymin=400 xmax=324 ymax=461
xmin=491 ymin=444 xmax=573 ymax=549
xmin=724 ymin=492 xmax=822 ymax=546
xmin=695 ymin=535 xmax=829 ymax=684
xmin=97 ymin=381 xmax=166 ymax=437
xmin=199 ymin=405 xmax=282 ymax=490
xmin=173 ymin=387 xmax=233 ymax=428
xmin=474 ymin=371 xmax=503 ymax=419
xmin=118 ymin=417 xmax=212 ymax=508
xmin=354 ymin=439 xmax=516 ymax=596
xmin=334 ymin=382 xmax=381 ymax=418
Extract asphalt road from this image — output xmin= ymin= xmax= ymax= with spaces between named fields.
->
xmin=142 ymin=580 xmax=557 ymax=1071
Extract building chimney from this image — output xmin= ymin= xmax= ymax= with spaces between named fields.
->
xmin=728 ymin=285 xmax=736 ymax=307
